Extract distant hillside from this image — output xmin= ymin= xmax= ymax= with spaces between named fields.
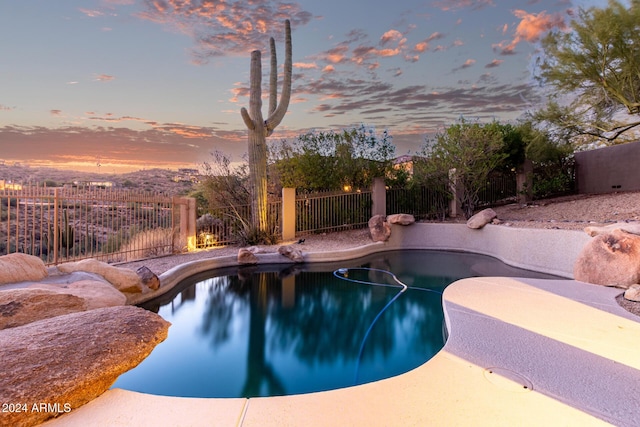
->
xmin=0 ymin=164 xmax=198 ymax=195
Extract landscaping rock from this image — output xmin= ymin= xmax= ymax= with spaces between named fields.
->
xmin=624 ymin=284 xmax=640 ymax=302
xmin=387 ymin=213 xmax=415 ymax=226
xmin=0 ymin=306 xmax=170 ymax=427
xmin=278 ymin=245 xmax=304 ymax=263
xmin=56 ymin=259 xmax=143 ymax=293
xmin=574 ymin=229 xmax=640 ymax=288
xmin=29 ymin=279 xmax=127 ymax=310
xmin=238 ymin=248 xmax=258 ymax=264
xmin=0 ymin=289 xmax=86 ymax=330
xmin=369 ymin=215 xmax=391 ymax=242
xmin=136 ymin=266 xmax=160 ymax=291
xmin=467 ymin=208 xmax=497 ymax=229
xmin=0 ymin=253 xmax=48 ymax=286
xmin=584 ymin=222 xmax=640 ymax=237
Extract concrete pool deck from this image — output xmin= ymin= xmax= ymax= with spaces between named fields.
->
xmin=43 ymin=224 xmax=640 ymax=426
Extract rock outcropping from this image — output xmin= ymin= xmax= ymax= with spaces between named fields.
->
xmin=467 ymin=208 xmax=497 ymax=229
xmin=387 ymin=213 xmax=416 ymax=226
xmin=369 ymin=215 xmax=391 ymax=242
xmin=56 ymin=259 xmax=143 ymax=293
xmin=574 ymin=229 xmax=640 ymax=288
xmin=0 ymin=253 xmax=48 ymax=285
xmin=0 ymin=288 xmax=87 ymax=330
xmin=584 ymin=222 xmax=640 ymax=237
xmin=238 ymin=247 xmax=259 ymax=264
xmin=278 ymin=245 xmax=304 ymax=263
xmin=0 ymin=306 xmax=170 ymax=427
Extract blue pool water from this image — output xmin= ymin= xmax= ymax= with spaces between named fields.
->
xmin=113 ymin=250 xmax=557 ymax=398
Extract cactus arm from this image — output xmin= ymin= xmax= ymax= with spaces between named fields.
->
xmin=241 ymin=107 xmax=255 ymax=130
xmin=268 ymin=37 xmax=277 ymax=117
xmin=265 ymin=19 xmax=291 ymax=136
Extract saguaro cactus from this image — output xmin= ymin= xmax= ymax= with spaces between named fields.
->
xmin=240 ymin=19 xmax=292 ymax=236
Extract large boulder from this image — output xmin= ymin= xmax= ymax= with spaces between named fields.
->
xmin=387 ymin=213 xmax=415 ymax=226
xmin=56 ymin=259 xmax=143 ymax=293
xmin=0 ymin=253 xmax=48 ymax=285
xmin=467 ymin=208 xmax=497 ymax=229
xmin=574 ymin=229 xmax=640 ymax=288
xmin=0 ymin=306 xmax=170 ymax=427
xmin=0 ymin=289 xmax=87 ymax=330
xmin=278 ymin=245 xmax=304 ymax=263
xmin=369 ymin=215 xmax=391 ymax=242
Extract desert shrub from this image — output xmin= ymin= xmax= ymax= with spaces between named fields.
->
xmin=119 ymin=228 xmax=175 ymax=262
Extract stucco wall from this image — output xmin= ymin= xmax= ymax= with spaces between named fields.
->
xmin=574 ymin=141 xmax=640 ymax=194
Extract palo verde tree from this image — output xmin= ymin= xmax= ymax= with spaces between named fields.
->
xmin=534 ymin=0 xmax=640 ymax=145
xmin=419 ymin=119 xmax=507 ymax=219
xmin=240 ymin=19 xmax=292 ymax=238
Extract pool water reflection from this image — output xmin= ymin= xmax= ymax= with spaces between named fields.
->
xmin=113 ymin=250 xmax=557 ymax=398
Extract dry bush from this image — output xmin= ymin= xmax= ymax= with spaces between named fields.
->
xmin=119 ymin=228 xmax=175 ymax=262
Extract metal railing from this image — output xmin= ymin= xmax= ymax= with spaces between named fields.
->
xmin=295 ymin=190 xmax=372 ymax=235
xmin=477 ymin=172 xmax=518 ymax=207
xmin=386 ymin=186 xmax=450 ymax=220
xmin=1 ymin=186 xmax=179 ymax=265
xmin=195 ymin=201 xmax=282 ymax=248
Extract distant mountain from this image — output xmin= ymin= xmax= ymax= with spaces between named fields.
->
xmin=0 ymin=164 xmax=198 ymax=195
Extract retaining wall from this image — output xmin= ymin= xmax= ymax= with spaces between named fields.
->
xmin=575 ymin=140 xmax=640 ymax=194
xmin=142 ymin=223 xmax=591 ymax=305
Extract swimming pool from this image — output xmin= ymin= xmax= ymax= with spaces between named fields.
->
xmin=113 ymin=250 xmax=558 ymax=398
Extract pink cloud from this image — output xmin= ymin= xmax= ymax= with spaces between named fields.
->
xmin=494 ymin=9 xmax=567 ymax=55
xmin=414 ymin=41 xmax=429 ymax=53
xmin=94 ymin=74 xmax=115 ymax=82
xmin=485 ymin=59 xmax=504 ymax=68
xmin=50 ymin=110 xmax=62 ymax=116
xmin=380 ymin=29 xmax=403 ymax=46
xmin=294 ymin=62 xmax=318 ymax=69
xmin=78 ymin=8 xmax=105 ymax=17
xmin=413 ymin=32 xmax=445 ymax=53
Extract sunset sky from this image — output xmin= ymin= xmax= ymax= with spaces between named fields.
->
xmin=0 ymin=0 xmax=608 ymax=174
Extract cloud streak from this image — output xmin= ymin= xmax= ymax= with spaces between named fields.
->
xmin=137 ymin=0 xmax=314 ymax=62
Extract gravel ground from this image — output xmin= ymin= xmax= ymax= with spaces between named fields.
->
xmin=118 ymin=190 xmax=640 ymax=316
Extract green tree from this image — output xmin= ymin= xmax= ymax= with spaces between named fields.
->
xmin=272 ymin=125 xmax=396 ymax=193
xmin=534 ymin=0 xmax=640 ymax=144
xmin=419 ymin=120 xmax=507 ymax=219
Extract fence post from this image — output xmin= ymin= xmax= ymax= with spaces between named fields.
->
xmin=516 ymin=159 xmax=533 ymax=204
xmin=371 ymin=177 xmax=386 ymax=217
xmin=176 ymin=197 xmax=196 ymax=252
xmin=53 ymin=188 xmax=59 ymax=264
xmin=282 ymin=187 xmax=296 ymax=241
xmin=448 ymin=168 xmax=463 ymax=218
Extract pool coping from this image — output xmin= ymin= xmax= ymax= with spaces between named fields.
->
xmin=43 ymin=224 xmax=640 ymax=427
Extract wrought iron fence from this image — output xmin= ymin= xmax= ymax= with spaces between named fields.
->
xmin=1 ymin=186 xmax=179 ymax=265
xmin=295 ymin=190 xmax=372 ymax=235
xmin=386 ymin=185 xmax=450 ymax=220
xmin=195 ymin=201 xmax=282 ymax=249
xmin=477 ymin=172 xmax=518 ymax=208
